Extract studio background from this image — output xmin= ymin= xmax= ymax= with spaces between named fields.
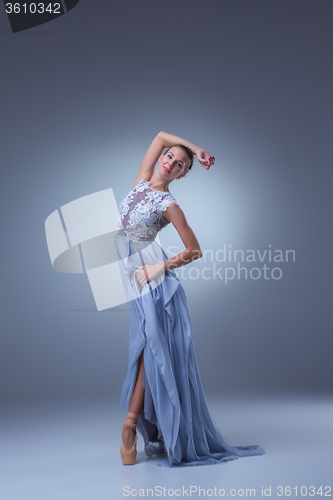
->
xmin=1 ymin=0 xmax=332 ymax=405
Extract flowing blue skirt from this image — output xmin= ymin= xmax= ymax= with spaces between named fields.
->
xmin=115 ymin=233 xmax=265 ymax=467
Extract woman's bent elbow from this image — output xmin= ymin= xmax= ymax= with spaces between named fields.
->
xmin=192 ymin=248 xmax=202 ymax=261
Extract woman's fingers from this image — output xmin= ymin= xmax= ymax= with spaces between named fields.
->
xmin=205 ymin=157 xmax=215 ymax=168
xmin=199 ymin=155 xmax=215 ymax=169
xmin=142 ymin=266 xmax=150 ymax=282
xmin=137 ymin=275 xmax=146 ymax=286
xmin=138 ymin=266 xmax=150 ymax=282
xmin=136 ymin=268 xmax=148 ymax=287
xmin=199 ymin=158 xmax=210 ymax=169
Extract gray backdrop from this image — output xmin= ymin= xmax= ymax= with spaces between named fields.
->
xmin=1 ymin=0 xmax=332 ymax=404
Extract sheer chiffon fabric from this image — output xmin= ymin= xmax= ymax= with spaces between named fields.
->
xmin=115 ymin=181 xmax=265 ymax=467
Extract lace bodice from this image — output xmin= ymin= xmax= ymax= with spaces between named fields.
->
xmin=119 ymin=179 xmax=179 ymax=243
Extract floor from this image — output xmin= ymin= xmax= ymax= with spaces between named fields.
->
xmin=1 ymin=394 xmax=332 ymax=500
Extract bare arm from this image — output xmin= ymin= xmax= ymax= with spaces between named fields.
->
xmin=136 ymin=204 xmax=202 ymax=287
xmin=132 ymin=131 xmax=211 ymax=189
xmin=162 ymin=203 xmax=202 ymax=271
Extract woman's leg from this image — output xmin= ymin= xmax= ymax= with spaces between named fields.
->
xmin=129 ymin=350 xmax=145 ymax=414
xmin=122 ymin=350 xmax=145 ymax=449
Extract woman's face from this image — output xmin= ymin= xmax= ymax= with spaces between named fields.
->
xmin=158 ymin=147 xmax=190 ymax=181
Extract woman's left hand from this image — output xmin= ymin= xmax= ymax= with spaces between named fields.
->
xmin=136 ymin=262 xmax=164 ymax=287
xmin=196 ymin=148 xmax=215 ymax=170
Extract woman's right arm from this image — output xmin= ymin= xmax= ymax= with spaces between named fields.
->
xmin=132 ymin=131 xmax=213 ymax=189
xmin=132 ymin=132 xmax=165 ymax=189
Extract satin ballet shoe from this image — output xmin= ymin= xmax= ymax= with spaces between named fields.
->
xmin=120 ymin=415 xmax=139 ymax=465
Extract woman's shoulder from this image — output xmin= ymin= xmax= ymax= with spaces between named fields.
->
xmin=160 ymin=191 xmax=179 ymax=210
xmin=123 ymin=179 xmax=147 ymax=198
xmin=132 ymin=178 xmax=147 ymax=190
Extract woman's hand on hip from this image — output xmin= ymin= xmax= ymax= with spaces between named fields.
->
xmin=196 ymin=148 xmax=215 ymax=170
xmin=136 ymin=262 xmax=165 ymax=287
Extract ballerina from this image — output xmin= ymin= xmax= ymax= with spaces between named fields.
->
xmin=115 ymin=131 xmax=265 ymax=467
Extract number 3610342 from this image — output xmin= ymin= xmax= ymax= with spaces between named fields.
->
xmin=5 ymin=3 xmax=62 ymax=14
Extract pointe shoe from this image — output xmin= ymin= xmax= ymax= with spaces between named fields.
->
xmin=120 ymin=417 xmax=138 ymax=465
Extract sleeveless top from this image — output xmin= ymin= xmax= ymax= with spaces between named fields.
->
xmin=119 ymin=179 xmax=179 ymax=243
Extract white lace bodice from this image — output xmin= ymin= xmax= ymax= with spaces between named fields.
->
xmin=119 ymin=179 xmax=179 ymax=243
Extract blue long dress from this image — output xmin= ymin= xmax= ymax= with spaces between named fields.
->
xmin=115 ymin=179 xmax=265 ymax=467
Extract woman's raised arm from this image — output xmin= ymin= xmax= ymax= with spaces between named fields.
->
xmin=132 ymin=131 xmax=213 ymax=189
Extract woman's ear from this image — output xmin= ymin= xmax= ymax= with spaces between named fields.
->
xmin=177 ymin=172 xmax=187 ymax=180
xmin=177 ymin=165 xmax=190 ymax=179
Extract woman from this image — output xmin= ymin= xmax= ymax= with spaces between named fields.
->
xmin=115 ymin=131 xmax=265 ymax=467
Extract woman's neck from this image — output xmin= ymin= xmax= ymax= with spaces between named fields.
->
xmin=147 ymin=174 xmax=170 ymax=193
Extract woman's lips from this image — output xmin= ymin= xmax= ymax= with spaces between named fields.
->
xmin=163 ymin=166 xmax=171 ymax=173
